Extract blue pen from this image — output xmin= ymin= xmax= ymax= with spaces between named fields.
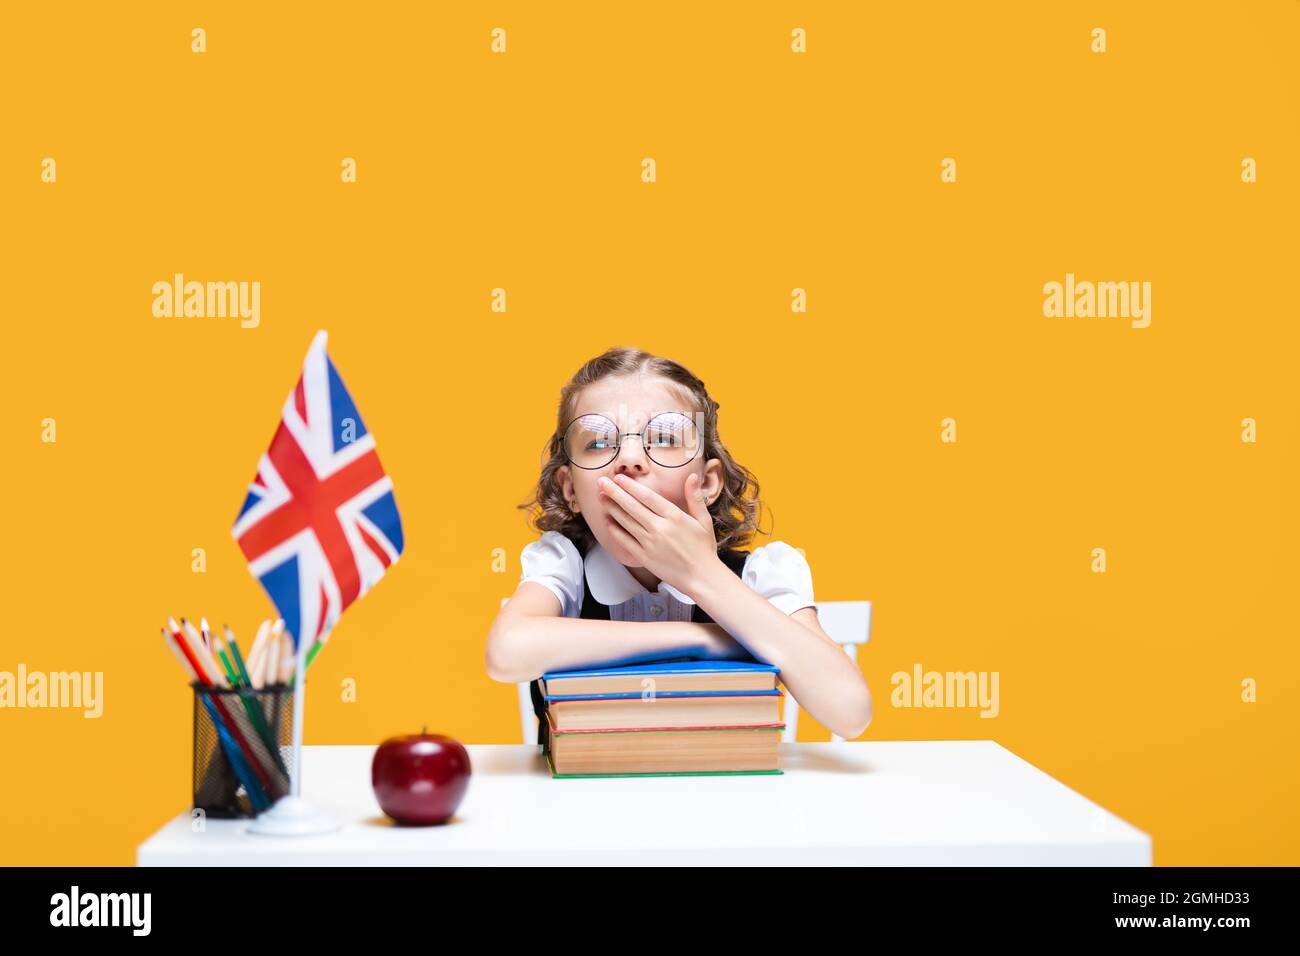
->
xmin=199 ymin=693 xmax=271 ymax=811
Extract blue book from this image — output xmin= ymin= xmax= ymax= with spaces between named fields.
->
xmin=537 ymin=659 xmax=787 ymax=778
xmin=541 ymin=658 xmax=780 ymax=700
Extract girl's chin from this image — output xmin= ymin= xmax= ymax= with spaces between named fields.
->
xmin=596 ymin=526 xmax=634 ymax=562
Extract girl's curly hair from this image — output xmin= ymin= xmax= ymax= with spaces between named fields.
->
xmin=518 ymin=347 xmax=768 ymax=557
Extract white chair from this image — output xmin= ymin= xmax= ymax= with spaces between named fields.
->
xmin=507 ymin=597 xmax=872 ymax=746
xmin=500 ymin=597 xmax=542 ymax=747
xmin=785 ymin=600 xmax=872 ymax=743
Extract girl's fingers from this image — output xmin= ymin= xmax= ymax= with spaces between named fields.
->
xmin=604 ymin=514 xmax=645 ymax=558
xmin=609 ymin=473 xmax=677 ymax=518
xmin=598 ymin=476 xmax=659 ymax=528
xmin=604 ymin=496 xmax=647 ymax=541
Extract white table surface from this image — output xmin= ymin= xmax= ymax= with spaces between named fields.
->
xmin=137 ymin=740 xmax=1152 ymax=866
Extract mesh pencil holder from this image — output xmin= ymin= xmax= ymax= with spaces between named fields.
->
xmin=191 ymin=682 xmax=295 ymax=818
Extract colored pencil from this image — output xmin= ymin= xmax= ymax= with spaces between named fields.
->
xmin=181 ymin=618 xmax=229 ymax=689
xmin=287 ymin=639 xmax=323 ymax=689
xmin=277 ymin=630 xmax=294 ymax=684
xmin=223 ymin=624 xmax=252 ymax=688
xmin=162 ymin=627 xmax=197 ymax=680
xmin=219 ymin=626 xmax=288 ymax=774
xmin=164 ymin=626 xmax=266 ymax=807
xmin=207 ymin=618 xmax=240 ymax=686
xmin=163 ymin=620 xmax=268 ymax=805
xmin=245 ymin=632 xmax=264 ymax=689
xmin=166 ymin=619 xmax=275 ymax=795
xmin=266 ymin=619 xmax=286 ymax=686
xmin=249 ymin=620 xmax=272 ymax=688
xmin=197 ymin=691 xmax=271 ymax=811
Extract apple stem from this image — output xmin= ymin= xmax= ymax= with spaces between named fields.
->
xmin=422 ymin=725 xmax=427 ymax=736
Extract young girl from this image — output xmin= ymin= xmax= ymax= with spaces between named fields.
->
xmin=486 ymin=347 xmax=872 ymax=744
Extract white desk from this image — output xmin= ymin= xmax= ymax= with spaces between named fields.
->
xmin=137 ymin=740 xmax=1151 ymax=866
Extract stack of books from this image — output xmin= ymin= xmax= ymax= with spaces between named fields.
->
xmin=537 ymin=659 xmax=786 ymax=777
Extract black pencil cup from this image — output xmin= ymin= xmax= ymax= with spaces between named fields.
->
xmin=191 ymin=682 xmax=295 ymax=819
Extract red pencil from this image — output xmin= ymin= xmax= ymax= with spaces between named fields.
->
xmin=166 ymin=617 xmax=275 ymax=795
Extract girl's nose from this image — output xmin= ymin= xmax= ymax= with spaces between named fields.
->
xmin=612 ymin=437 xmax=650 ymax=471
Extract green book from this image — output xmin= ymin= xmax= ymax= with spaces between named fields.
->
xmin=545 ymin=746 xmax=783 ymax=778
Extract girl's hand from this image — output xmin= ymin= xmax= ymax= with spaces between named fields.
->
xmin=596 ymin=472 xmax=720 ymax=595
xmin=695 ymin=623 xmax=761 ymax=663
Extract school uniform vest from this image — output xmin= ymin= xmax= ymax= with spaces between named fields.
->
xmin=528 ymin=546 xmax=751 ymax=750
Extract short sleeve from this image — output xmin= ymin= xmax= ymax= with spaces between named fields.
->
xmin=741 ymin=541 xmax=816 ymax=615
xmin=518 ymin=530 xmax=584 ymax=618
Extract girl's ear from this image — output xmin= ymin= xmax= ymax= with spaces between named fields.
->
xmin=700 ymin=458 xmax=725 ymax=506
xmin=556 ymin=464 xmax=578 ymax=512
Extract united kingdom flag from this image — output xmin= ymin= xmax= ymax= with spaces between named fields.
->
xmin=232 ymin=330 xmax=404 ymax=652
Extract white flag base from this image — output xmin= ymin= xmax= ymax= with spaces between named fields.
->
xmin=247 ymin=620 xmax=339 ymax=837
xmin=247 ymin=794 xmax=340 ymax=836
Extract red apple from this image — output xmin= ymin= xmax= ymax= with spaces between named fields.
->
xmin=372 ymin=727 xmax=471 ymax=825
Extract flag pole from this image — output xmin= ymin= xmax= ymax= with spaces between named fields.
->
xmin=290 ymin=622 xmax=306 ymax=797
xmin=247 ymin=622 xmax=340 ymax=836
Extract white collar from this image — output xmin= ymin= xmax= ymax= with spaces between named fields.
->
xmin=584 ymin=541 xmax=697 ymax=606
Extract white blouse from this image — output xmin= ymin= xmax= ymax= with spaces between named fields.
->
xmin=517 ymin=529 xmax=816 ymax=623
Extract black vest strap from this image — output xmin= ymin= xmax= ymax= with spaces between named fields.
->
xmin=527 ymin=547 xmax=750 ymax=750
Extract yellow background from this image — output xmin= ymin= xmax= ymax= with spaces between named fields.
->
xmin=1 ymin=3 xmax=1296 ymax=865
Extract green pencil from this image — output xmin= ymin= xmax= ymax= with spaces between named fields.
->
xmin=214 ymin=621 xmax=288 ymax=776
xmin=223 ymin=624 xmax=253 ymax=687
xmin=203 ymin=618 xmax=239 ymax=686
xmin=286 ymin=639 xmax=322 ymax=689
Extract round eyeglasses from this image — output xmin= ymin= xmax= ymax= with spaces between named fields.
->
xmin=562 ymin=411 xmax=703 ymax=470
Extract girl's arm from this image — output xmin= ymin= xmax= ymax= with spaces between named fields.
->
xmin=690 ymin=562 xmax=873 ymax=740
xmin=485 ymin=581 xmax=751 ymax=684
